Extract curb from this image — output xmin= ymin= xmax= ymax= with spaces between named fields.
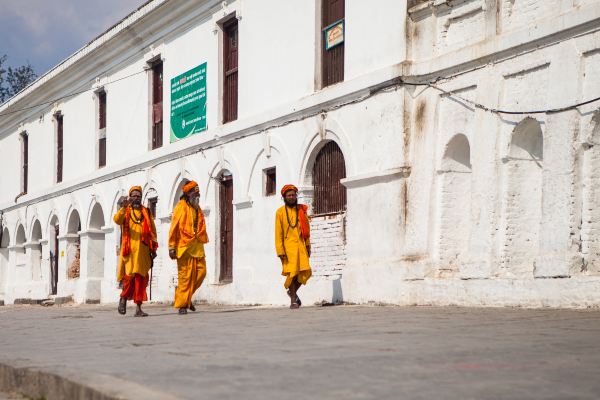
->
xmin=0 ymin=361 xmax=181 ymax=400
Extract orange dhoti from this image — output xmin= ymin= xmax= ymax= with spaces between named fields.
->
xmin=174 ymin=254 xmax=206 ymax=309
xmin=120 ymin=273 xmax=149 ymax=305
xmin=169 ymin=197 xmax=209 ymax=309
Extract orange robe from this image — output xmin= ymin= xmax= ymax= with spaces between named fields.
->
xmin=275 ymin=205 xmax=312 ymax=288
xmin=114 ymin=206 xmax=157 ymax=281
xmin=169 ymin=199 xmax=209 ymax=309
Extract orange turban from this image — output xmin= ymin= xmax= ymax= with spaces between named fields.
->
xmin=129 ymin=186 xmax=142 ymax=195
xmin=281 ymin=184 xmax=298 ymax=197
xmin=183 ymin=180 xmax=199 ymax=194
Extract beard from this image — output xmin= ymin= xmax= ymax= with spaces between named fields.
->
xmin=131 ymin=199 xmax=142 ymax=208
xmin=189 ymin=196 xmax=200 ymax=208
xmin=284 ymin=198 xmax=297 ymax=207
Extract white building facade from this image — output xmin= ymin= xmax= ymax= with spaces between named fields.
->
xmin=1 ymin=0 xmax=600 ymax=307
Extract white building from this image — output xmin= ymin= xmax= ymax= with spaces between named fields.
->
xmin=1 ymin=0 xmax=600 ymax=308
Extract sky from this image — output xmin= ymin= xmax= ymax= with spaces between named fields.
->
xmin=0 ymin=0 xmax=148 ymax=76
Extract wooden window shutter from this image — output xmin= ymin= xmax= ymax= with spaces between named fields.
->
xmin=223 ymin=18 xmax=239 ymax=123
xmin=322 ymin=0 xmax=345 ymax=87
xmin=151 ymin=61 xmax=163 ymax=149
xmin=56 ymin=115 xmax=63 ymax=183
xmin=98 ymin=90 xmax=107 ymax=130
xmin=21 ymin=132 xmax=28 ymax=193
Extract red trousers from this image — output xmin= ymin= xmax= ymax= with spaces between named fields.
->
xmin=120 ymin=274 xmax=148 ymax=305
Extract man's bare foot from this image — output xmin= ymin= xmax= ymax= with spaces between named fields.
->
xmin=179 ymin=308 xmax=187 ymax=315
xmin=134 ymin=310 xmax=148 ymax=317
xmin=189 ymin=303 xmax=196 ymax=312
xmin=290 ymin=302 xmax=300 ymax=309
xmin=118 ymin=297 xmax=127 ymax=315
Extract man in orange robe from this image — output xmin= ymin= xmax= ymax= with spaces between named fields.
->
xmin=114 ymin=186 xmax=158 ymax=317
xmin=275 ymin=184 xmax=312 ymax=309
xmin=169 ymin=180 xmax=209 ymax=315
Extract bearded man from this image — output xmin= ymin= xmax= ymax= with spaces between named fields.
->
xmin=169 ymin=180 xmax=209 ymax=315
xmin=114 ymin=186 xmax=158 ymax=317
xmin=275 ymin=184 xmax=312 ymax=309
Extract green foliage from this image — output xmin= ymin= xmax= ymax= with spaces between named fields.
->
xmin=0 ymin=54 xmax=37 ymax=104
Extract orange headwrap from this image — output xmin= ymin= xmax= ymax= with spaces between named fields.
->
xmin=129 ymin=186 xmax=142 ymax=195
xmin=183 ymin=181 xmax=198 ymax=194
xmin=281 ymin=184 xmax=298 ymax=197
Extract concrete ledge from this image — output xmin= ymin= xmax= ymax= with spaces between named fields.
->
xmin=0 ymin=360 xmax=180 ymax=400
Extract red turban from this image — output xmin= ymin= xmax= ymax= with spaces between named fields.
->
xmin=281 ymin=184 xmax=298 ymax=197
xmin=183 ymin=180 xmax=199 ymax=194
xmin=129 ymin=186 xmax=142 ymax=195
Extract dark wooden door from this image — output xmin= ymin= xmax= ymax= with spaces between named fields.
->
xmin=219 ymin=174 xmax=233 ymax=282
xmin=50 ymin=225 xmax=59 ymax=295
xmin=223 ymin=19 xmax=238 ymax=123
xmin=322 ymin=0 xmax=345 ymax=87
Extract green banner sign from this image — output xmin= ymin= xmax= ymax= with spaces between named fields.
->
xmin=170 ymin=63 xmax=207 ymax=142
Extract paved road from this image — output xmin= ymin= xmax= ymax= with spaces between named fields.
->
xmin=1 ymin=303 xmax=600 ymax=399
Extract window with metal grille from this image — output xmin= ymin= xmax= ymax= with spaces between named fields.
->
xmin=147 ymin=197 xmax=158 ymax=218
xmin=312 ymin=141 xmax=347 ymax=215
xmin=223 ymin=18 xmax=238 ymax=123
xmin=56 ymin=114 xmax=63 ymax=183
xmin=322 ymin=0 xmax=345 ymax=87
xmin=151 ymin=60 xmax=163 ymax=149
xmin=264 ymin=167 xmax=276 ymax=196
xmin=20 ymin=132 xmax=28 ymax=193
xmin=98 ymin=90 xmax=107 ymax=168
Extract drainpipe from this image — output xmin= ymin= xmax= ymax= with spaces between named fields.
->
xmin=14 ymin=191 xmax=26 ymax=203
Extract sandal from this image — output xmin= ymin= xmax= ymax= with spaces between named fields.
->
xmin=134 ymin=310 xmax=148 ymax=317
xmin=189 ymin=303 xmax=196 ymax=312
xmin=118 ymin=298 xmax=126 ymax=315
xmin=179 ymin=308 xmax=188 ymax=315
xmin=290 ymin=302 xmax=300 ymax=309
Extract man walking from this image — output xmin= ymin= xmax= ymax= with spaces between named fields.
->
xmin=275 ymin=184 xmax=312 ymax=309
xmin=114 ymin=186 xmax=158 ymax=317
xmin=169 ymin=180 xmax=209 ymax=315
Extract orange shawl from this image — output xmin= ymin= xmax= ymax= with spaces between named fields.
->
xmin=298 ymin=204 xmax=310 ymax=240
xmin=121 ymin=206 xmax=158 ymax=256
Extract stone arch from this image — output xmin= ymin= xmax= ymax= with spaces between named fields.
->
xmin=67 ymin=209 xmax=81 ymax=234
xmin=500 ymin=118 xmax=543 ymax=275
xmin=13 ymin=224 xmax=27 ymax=271
xmin=0 ymin=227 xmax=9 ymax=296
xmin=215 ymin=168 xmax=234 ymax=283
xmin=65 ymin=209 xmax=81 ymax=280
xmin=15 ymin=224 xmax=26 ymax=245
xmin=169 ymin=171 xmax=194 ymax=212
xmin=246 ymin=145 xmax=291 ymax=199
xmin=47 ymin=214 xmax=60 ymax=295
xmin=300 ymin=130 xmax=352 ymax=189
xmin=30 ymin=219 xmax=43 ymax=281
xmin=509 ymin=117 xmax=543 ymax=161
xmin=300 ymin=137 xmax=348 ymax=279
xmin=30 ymin=220 xmax=42 ymax=243
xmin=437 ymin=134 xmax=472 ymax=272
xmin=581 ymin=110 xmax=600 ymax=273
xmin=88 ymin=203 xmax=105 ymax=230
xmin=442 ymin=134 xmax=471 ymax=171
xmin=1 ymin=227 xmax=9 ymax=248
xmin=245 ymin=134 xmax=294 ymax=199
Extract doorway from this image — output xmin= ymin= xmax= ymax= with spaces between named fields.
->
xmin=219 ymin=172 xmax=233 ymax=282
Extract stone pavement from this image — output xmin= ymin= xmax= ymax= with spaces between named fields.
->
xmin=1 ymin=304 xmax=600 ymax=400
